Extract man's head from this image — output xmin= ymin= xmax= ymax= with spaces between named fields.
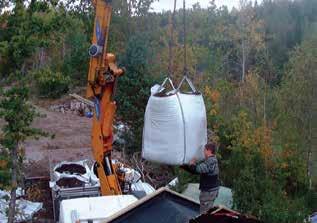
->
xmin=204 ymin=142 xmax=217 ymax=158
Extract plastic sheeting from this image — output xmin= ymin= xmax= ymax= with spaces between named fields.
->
xmin=182 ymin=184 xmax=233 ymax=209
xmin=121 ymin=167 xmax=141 ymax=184
xmin=59 ymin=195 xmax=137 ymax=223
xmin=0 ymin=189 xmax=42 ymax=223
xmin=131 ymin=181 xmax=155 ymax=195
xmin=142 ymin=78 xmax=207 ymax=165
xmin=120 ymin=167 xmax=155 ymax=195
xmin=310 ymin=213 xmax=317 ymax=223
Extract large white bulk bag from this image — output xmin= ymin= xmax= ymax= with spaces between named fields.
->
xmin=178 ymin=92 xmax=207 ymax=163
xmin=142 ymin=77 xmax=207 ymax=165
xmin=142 ymin=92 xmax=185 ymax=164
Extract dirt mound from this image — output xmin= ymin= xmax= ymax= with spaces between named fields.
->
xmin=56 ymin=178 xmax=86 ymax=188
xmin=48 ymin=99 xmax=92 ymax=117
xmin=55 ymin=164 xmax=87 ymax=175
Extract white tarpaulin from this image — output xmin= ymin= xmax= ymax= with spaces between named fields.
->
xmin=182 ymin=184 xmax=233 ymax=208
xmin=142 ymin=77 xmax=207 ymax=165
xmin=59 ymin=195 xmax=137 ymax=223
xmin=0 ymin=189 xmax=42 ymax=223
xmin=131 ymin=181 xmax=155 ymax=195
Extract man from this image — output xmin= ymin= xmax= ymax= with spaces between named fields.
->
xmin=183 ymin=142 xmax=220 ymax=214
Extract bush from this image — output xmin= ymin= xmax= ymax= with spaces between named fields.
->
xmin=172 ymin=167 xmax=199 ymax=193
xmin=211 ymin=109 xmax=312 ymax=222
xmin=33 ymin=68 xmax=70 ymax=98
xmin=116 ymin=33 xmax=156 ymax=153
xmin=62 ymin=27 xmax=89 ymax=85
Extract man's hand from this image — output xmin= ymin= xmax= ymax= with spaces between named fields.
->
xmin=190 ymin=158 xmax=197 ymax=165
xmin=181 ymin=160 xmax=198 ymax=174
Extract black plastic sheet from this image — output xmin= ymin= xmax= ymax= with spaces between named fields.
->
xmin=109 ymin=191 xmax=199 ymax=223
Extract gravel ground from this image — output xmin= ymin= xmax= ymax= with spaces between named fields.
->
xmin=24 ymin=106 xmax=94 ymax=178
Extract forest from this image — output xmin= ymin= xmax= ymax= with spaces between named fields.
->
xmin=0 ymin=0 xmax=316 ymax=222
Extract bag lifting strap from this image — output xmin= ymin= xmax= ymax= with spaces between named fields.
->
xmin=156 ymin=77 xmax=176 ymax=94
xmin=183 ymin=0 xmax=188 ymax=77
xmin=155 ymin=0 xmax=177 ymax=95
xmin=177 ymin=75 xmax=197 ymax=92
xmin=177 ymin=0 xmax=198 ymax=94
xmin=168 ymin=0 xmax=177 ymax=79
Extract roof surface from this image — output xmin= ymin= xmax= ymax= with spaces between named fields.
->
xmin=106 ymin=188 xmax=200 ymax=223
xmin=190 ymin=206 xmax=262 ymax=223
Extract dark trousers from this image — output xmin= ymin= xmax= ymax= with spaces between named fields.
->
xmin=199 ymin=190 xmax=219 ymax=214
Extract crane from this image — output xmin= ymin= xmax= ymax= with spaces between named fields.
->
xmin=86 ymin=0 xmax=124 ymax=196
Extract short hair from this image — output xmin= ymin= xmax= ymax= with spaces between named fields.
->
xmin=205 ymin=143 xmax=217 ymax=154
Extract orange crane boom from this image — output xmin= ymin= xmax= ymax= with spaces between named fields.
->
xmin=86 ymin=0 xmax=124 ymax=196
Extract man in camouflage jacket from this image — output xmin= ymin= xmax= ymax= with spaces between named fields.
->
xmin=183 ymin=142 xmax=220 ymax=214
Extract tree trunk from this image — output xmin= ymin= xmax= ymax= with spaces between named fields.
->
xmin=263 ymin=77 xmax=267 ymax=125
xmin=307 ymin=97 xmax=313 ymax=189
xmin=7 ymin=145 xmax=18 ymax=223
xmin=307 ymin=70 xmax=314 ymax=189
xmin=39 ymin=47 xmax=45 ymax=68
xmin=242 ymin=39 xmax=246 ymax=82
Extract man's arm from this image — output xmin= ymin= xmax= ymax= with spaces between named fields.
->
xmin=180 ymin=165 xmax=198 ymax=174
xmin=195 ymin=158 xmax=217 ymax=174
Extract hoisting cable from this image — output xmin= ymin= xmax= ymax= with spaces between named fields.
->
xmin=182 ymin=0 xmax=188 ymax=77
xmin=157 ymin=0 xmax=177 ymax=94
xmin=178 ymin=0 xmax=197 ymax=93
xmin=168 ymin=0 xmax=177 ymax=78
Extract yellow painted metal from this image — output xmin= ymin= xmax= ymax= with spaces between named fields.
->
xmin=86 ymin=0 xmax=112 ymax=98
xmin=86 ymin=0 xmax=124 ymax=196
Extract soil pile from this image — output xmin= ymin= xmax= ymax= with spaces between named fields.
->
xmin=55 ymin=164 xmax=86 ymax=175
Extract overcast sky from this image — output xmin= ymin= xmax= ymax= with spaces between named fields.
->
xmin=151 ymin=0 xmax=261 ymax=12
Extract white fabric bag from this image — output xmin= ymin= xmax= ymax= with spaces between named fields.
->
xmin=142 ymin=77 xmax=207 ymax=165
xmin=142 ymin=78 xmax=185 ymax=164
xmin=178 ymin=93 xmax=206 ymax=163
xmin=177 ymin=76 xmax=206 ymax=163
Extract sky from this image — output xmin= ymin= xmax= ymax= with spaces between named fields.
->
xmin=151 ymin=0 xmax=260 ymax=12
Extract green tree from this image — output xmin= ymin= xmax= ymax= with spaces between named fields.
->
xmin=277 ymin=35 xmax=317 ymax=188
xmin=230 ymin=1 xmax=266 ymax=81
xmin=0 ymin=85 xmax=46 ymax=223
xmin=116 ymin=33 xmax=156 ymax=153
xmin=216 ymin=110 xmax=311 ymax=223
xmin=204 ymin=78 xmax=313 ymax=222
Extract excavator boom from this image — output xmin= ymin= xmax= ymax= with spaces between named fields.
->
xmin=86 ymin=0 xmax=124 ymax=196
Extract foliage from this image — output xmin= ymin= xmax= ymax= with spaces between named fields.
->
xmin=33 ymin=68 xmax=71 ymax=98
xmin=0 ymin=0 xmax=316 ymax=220
xmin=0 ymin=0 xmax=90 ymax=92
xmin=204 ymin=58 xmax=314 ymax=222
xmin=276 ymin=35 xmax=317 ymax=189
xmin=0 ymin=85 xmax=46 ymax=185
xmin=202 ymin=35 xmax=316 ymax=220
xmin=172 ymin=167 xmax=199 ymax=193
xmin=1 ymin=0 xmax=316 ymax=89
xmin=0 ymin=148 xmax=10 ymax=188
xmin=116 ymin=33 xmax=156 ymax=153
xmin=61 ymin=28 xmax=89 ymax=84
xmin=0 ymin=85 xmax=47 ymax=222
